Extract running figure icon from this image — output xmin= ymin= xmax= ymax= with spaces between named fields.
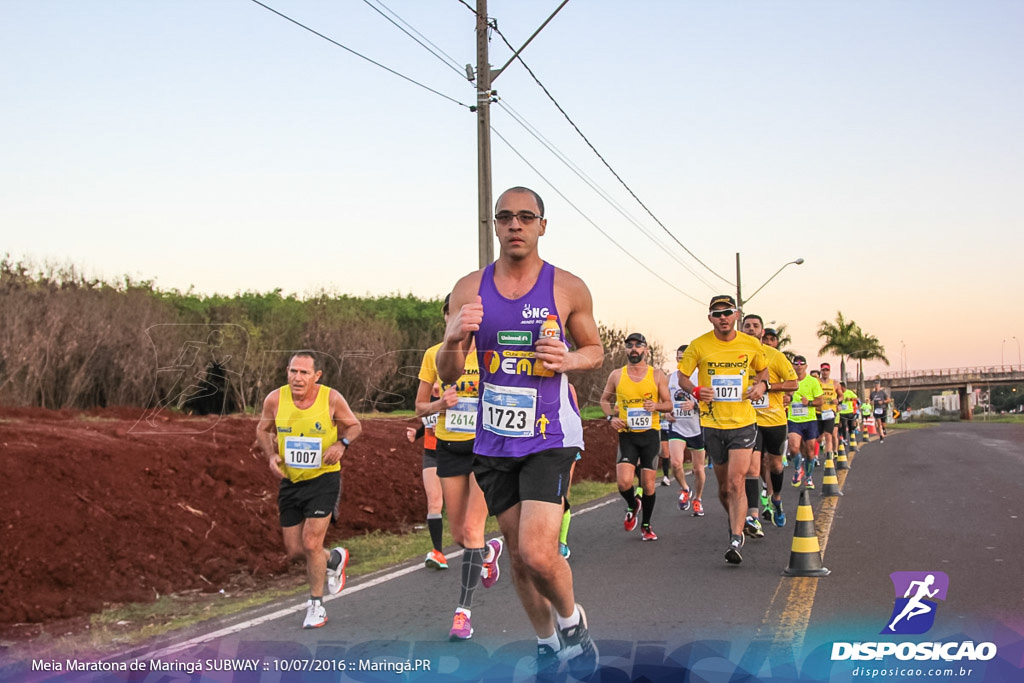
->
xmin=882 ymin=571 xmax=949 ymax=635
xmin=888 ymin=574 xmax=939 ymax=631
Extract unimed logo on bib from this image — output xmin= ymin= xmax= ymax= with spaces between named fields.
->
xmin=882 ymin=571 xmax=949 ymax=635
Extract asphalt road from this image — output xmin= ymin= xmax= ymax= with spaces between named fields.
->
xmin=12 ymin=423 xmax=1024 ymax=682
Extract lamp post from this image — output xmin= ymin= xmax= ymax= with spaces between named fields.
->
xmin=1002 ymin=339 xmax=1006 ymax=369
xmin=900 ymin=340 xmax=907 ymax=375
xmin=1014 ymin=336 xmax=1022 ymax=367
xmin=735 ymin=254 xmax=805 ymax=323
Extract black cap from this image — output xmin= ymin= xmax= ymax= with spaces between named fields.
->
xmin=709 ymin=294 xmax=737 ymax=309
xmin=763 ymin=328 xmax=778 ymax=337
xmin=625 ymin=332 xmax=647 ymax=345
xmin=793 ymin=355 xmax=807 ymax=363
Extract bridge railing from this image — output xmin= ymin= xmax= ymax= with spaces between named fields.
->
xmin=877 ymin=366 xmax=1024 ymax=381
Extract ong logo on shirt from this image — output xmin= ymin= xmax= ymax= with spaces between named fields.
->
xmin=520 ymin=304 xmax=550 ymax=320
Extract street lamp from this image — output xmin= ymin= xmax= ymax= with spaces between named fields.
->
xmin=1014 ymin=336 xmax=1022 ymax=367
xmin=735 ymin=254 xmax=805 ymax=319
xmin=1002 ymin=339 xmax=1007 ymax=369
xmin=900 ymin=340 xmax=907 ymax=375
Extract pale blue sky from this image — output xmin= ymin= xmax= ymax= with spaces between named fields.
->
xmin=3 ymin=1 xmax=1022 ymax=377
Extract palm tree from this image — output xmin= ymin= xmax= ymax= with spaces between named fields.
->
xmin=817 ymin=312 xmax=860 ymax=384
xmin=848 ymin=329 xmax=889 ymax=397
xmin=773 ymin=323 xmax=796 ymax=361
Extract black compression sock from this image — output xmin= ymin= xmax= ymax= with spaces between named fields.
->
xmin=641 ymin=491 xmax=655 ymax=526
xmin=745 ymin=477 xmax=760 ymax=511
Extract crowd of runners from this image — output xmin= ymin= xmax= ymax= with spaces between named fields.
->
xmin=597 ymin=302 xmax=890 ymax=567
xmin=254 ymin=186 xmax=892 ymax=679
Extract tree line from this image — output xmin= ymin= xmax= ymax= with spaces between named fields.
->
xmin=0 ymin=258 xmax=655 ymax=413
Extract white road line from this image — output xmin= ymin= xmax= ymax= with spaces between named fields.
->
xmin=138 ymin=494 xmax=618 ymax=660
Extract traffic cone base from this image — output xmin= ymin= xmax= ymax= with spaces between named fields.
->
xmin=782 ymin=489 xmax=831 ymax=577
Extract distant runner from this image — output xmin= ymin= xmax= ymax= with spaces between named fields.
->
xmin=256 ymin=351 xmax=360 ymax=629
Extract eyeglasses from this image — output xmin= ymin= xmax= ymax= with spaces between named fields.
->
xmin=709 ymin=308 xmax=737 ymax=318
xmin=625 ymin=342 xmax=646 ymax=349
xmin=495 ymin=211 xmax=543 ymax=225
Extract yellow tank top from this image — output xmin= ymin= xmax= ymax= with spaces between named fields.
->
xmin=275 ymin=385 xmax=339 ymax=483
xmin=418 ymin=344 xmax=480 ymax=442
xmin=821 ymin=380 xmax=838 ymax=412
xmin=616 ymin=365 xmax=660 ymax=432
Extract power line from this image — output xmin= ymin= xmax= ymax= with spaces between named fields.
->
xmin=492 ymin=126 xmax=704 ymax=305
xmin=249 ymin=0 xmax=470 ymax=109
xmin=361 ymin=0 xmax=467 ymax=78
xmin=491 ymin=25 xmax=734 ymax=288
xmin=455 ymin=0 xmax=478 ymax=15
xmin=497 ymin=100 xmax=719 ymax=292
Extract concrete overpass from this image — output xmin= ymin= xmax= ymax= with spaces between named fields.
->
xmin=874 ymin=365 xmax=1024 ymax=419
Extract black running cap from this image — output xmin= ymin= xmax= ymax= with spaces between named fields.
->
xmin=625 ymin=332 xmax=647 ymax=345
xmin=709 ymin=294 xmax=737 ymax=309
xmin=763 ymin=328 xmax=778 ymax=337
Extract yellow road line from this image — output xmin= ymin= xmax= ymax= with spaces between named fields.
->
xmin=757 ymin=463 xmax=850 ymax=657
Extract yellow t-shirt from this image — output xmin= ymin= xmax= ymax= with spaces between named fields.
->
xmin=840 ymin=389 xmax=858 ymax=415
xmin=275 ymin=384 xmax=339 ymax=483
xmin=614 ymin=365 xmax=660 ymax=432
xmin=677 ymin=330 xmax=768 ymax=429
xmin=754 ymin=345 xmax=797 ymax=428
xmin=418 ymin=342 xmax=480 ymax=442
xmin=789 ymin=375 xmax=823 ymax=423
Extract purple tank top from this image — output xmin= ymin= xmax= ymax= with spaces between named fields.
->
xmin=474 ymin=261 xmax=583 ymax=457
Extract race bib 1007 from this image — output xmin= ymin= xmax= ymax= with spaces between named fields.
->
xmin=284 ymin=436 xmax=322 ymax=469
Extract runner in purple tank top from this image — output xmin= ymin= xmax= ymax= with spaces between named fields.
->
xmin=438 ymin=187 xmax=603 ymax=678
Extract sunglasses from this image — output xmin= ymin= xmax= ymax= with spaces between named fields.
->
xmin=625 ymin=341 xmax=646 ymax=349
xmin=793 ymin=361 xmax=806 ymax=366
xmin=495 ymin=211 xmax=543 ymax=225
xmin=710 ymin=308 xmax=737 ymax=318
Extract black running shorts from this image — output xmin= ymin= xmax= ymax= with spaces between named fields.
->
xmin=278 ymin=471 xmax=341 ymax=527
xmin=615 ymin=430 xmax=661 ymax=470
xmin=755 ymin=424 xmax=788 ymax=456
xmin=435 ymin=438 xmax=476 ymax=478
xmin=473 ymin=447 xmax=577 ymax=517
xmin=421 ymin=448 xmax=438 ymax=470
xmin=703 ymin=424 xmax=758 ymax=466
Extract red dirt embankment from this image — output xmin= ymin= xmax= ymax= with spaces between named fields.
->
xmin=0 ymin=407 xmax=618 ymax=627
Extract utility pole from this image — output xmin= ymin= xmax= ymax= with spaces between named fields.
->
xmin=475 ymin=0 xmax=494 ymax=268
xmin=735 ymin=252 xmax=743 ymax=328
xmin=471 ymin=0 xmax=570 ymax=268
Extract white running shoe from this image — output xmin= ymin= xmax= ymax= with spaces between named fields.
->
xmin=303 ymin=599 xmax=327 ymax=628
xmin=326 ymin=547 xmax=349 ymax=595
